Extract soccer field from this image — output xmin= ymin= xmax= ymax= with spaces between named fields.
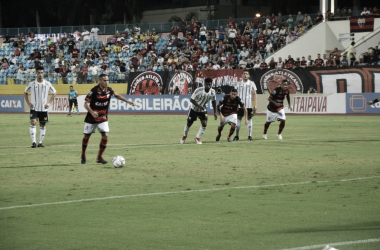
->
xmin=0 ymin=114 xmax=379 ymax=250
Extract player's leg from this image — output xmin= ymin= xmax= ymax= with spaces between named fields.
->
xmin=68 ymin=100 xmax=73 ymax=116
xmin=38 ymin=122 xmax=46 ymax=147
xmin=75 ymin=105 xmax=80 ymax=115
xmin=228 ymin=123 xmax=236 ymax=142
xmin=247 ymin=109 xmax=254 ymax=141
xmin=216 ymin=117 xmax=227 ymax=141
xmin=96 ymin=122 xmax=110 ymax=163
xmin=227 ymin=114 xmax=237 ymax=142
xmin=82 ymin=123 xmax=96 ymax=164
xmin=195 ymin=115 xmax=208 ymax=144
xmin=234 ymin=108 xmax=244 ymax=141
xmin=37 ymin=112 xmax=49 ymax=147
xmin=276 ymin=109 xmax=286 ymax=140
xmin=29 ymin=110 xmax=38 ymax=148
xmin=263 ymin=110 xmax=275 ymax=139
xmin=181 ymin=109 xmax=195 ymax=144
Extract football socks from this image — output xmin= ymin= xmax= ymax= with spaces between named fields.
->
xmin=278 ymin=120 xmax=286 ymax=134
xmin=235 ymin=119 xmax=241 ymax=136
xmin=247 ymin=119 xmax=252 ymax=137
xmin=39 ymin=127 xmax=46 ymax=144
xmin=30 ymin=125 xmax=36 ymax=143
xmin=82 ymin=138 xmax=89 ymax=157
xmin=97 ymin=139 xmax=108 ymax=159
xmin=264 ymin=122 xmax=271 ymax=134
xmin=196 ymin=126 xmax=206 ymax=138
xmin=183 ymin=125 xmax=190 ymax=137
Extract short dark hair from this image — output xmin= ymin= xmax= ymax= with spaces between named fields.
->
xmin=231 ymin=88 xmax=238 ymax=92
xmin=70 ymin=85 xmax=73 ymax=88
xmin=99 ymin=74 xmax=108 ymax=78
xmin=282 ymin=79 xmax=289 ymax=84
xmin=36 ymin=66 xmax=44 ymax=72
xmin=243 ymin=69 xmax=249 ymax=74
xmin=205 ymin=77 xmax=213 ymax=84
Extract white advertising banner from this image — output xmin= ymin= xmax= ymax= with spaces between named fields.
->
xmin=285 ymin=94 xmax=346 ymax=114
xmin=48 ymin=95 xmax=87 ymax=113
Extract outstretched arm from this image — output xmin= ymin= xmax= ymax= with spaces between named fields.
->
xmin=217 ymin=102 xmax=224 ymax=122
xmin=368 ymin=96 xmax=380 ymax=105
xmin=114 ymin=92 xmax=134 ymax=106
xmin=251 ymin=90 xmax=257 ymax=112
xmin=286 ymin=94 xmax=292 ymax=111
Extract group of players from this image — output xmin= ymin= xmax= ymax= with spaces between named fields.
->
xmin=24 ymin=67 xmax=380 ymax=164
xmin=180 ymin=69 xmax=292 ymax=144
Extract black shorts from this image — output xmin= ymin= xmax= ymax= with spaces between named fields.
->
xmin=30 ymin=110 xmax=49 ymax=123
xmin=69 ymin=99 xmax=78 ymax=107
xmin=237 ymin=108 xmax=254 ymax=118
xmin=187 ymin=109 xmax=208 ymax=122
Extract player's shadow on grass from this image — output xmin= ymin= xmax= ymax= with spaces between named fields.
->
xmin=0 ymin=164 xmax=71 ymax=168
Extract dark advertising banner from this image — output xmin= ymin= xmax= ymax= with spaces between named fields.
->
xmin=109 ymin=94 xmax=224 ymax=114
xmin=127 ymin=67 xmax=380 ymax=95
xmin=0 ymin=95 xmax=24 ymax=113
xmin=197 ymin=67 xmax=380 ymax=94
xmin=127 ymin=71 xmax=196 ymax=95
xmin=346 ymin=93 xmax=380 ymax=114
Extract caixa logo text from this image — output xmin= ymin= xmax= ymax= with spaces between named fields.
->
xmin=1 ymin=100 xmax=22 ymax=108
xmin=369 ymin=102 xmax=380 ymax=108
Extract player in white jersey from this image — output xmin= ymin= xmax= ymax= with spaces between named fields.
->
xmin=234 ymin=69 xmax=257 ymax=141
xmin=24 ymin=66 xmax=57 ymax=148
xmin=181 ymin=78 xmax=217 ymax=144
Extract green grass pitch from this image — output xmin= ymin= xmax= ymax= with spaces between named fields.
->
xmin=0 ymin=114 xmax=379 ymax=250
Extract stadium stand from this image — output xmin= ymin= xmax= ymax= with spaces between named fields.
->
xmin=1 ymin=8 xmax=379 ymax=85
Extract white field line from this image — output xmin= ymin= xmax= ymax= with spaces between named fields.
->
xmin=0 ymin=135 xmax=378 ymax=156
xmin=280 ymin=238 xmax=380 ymax=250
xmin=0 ymin=176 xmax=378 ymax=211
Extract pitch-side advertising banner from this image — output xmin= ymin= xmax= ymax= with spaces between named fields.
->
xmin=0 ymin=95 xmax=24 ymax=112
xmin=47 ymin=95 xmax=87 ymax=113
xmin=346 ymin=93 xmax=380 ymax=114
xmin=109 ymin=95 xmax=224 ymax=113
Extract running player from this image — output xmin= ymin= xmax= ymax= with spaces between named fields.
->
xmin=263 ymin=79 xmax=292 ymax=140
xmin=68 ymin=85 xmax=80 ymax=116
xmin=368 ymin=97 xmax=380 ymax=105
xmin=216 ymin=88 xmax=248 ymax=142
xmin=180 ymin=78 xmax=217 ymax=144
xmin=24 ymin=66 xmax=57 ymax=148
xmin=81 ymin=74 xmax=135 ymax=164
xmin=234 ymin=69 xmax=257 ymax=141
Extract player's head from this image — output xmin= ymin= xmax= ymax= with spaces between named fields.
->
xmin=36 ymin=66 xmax=44 ymax=81
xmin=70 ymin=86 xmax=73 ymax=90
xmin=242 ymin=69 xmax=250 ymax=80
xmin=99 ymin=74 xmax=109 ymax=89
xmin=230 ymin=88 xmax=238 ymax=100
xmin=204 ymin=78 xmax=213 ymax=92
xmin=281 ymin=80 xmax=289 ymax=90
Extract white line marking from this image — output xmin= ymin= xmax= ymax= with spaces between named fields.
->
xmin=0 ymin=176 xmax=378 ymax=210
xmin=280 ymin=238 xmax=380 ymax=250
xmin=0 ymin=135 xmax=378 ymax=156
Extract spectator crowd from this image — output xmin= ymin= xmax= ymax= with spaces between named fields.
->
xmin=0 ymin=7 xmax=380 ymax=85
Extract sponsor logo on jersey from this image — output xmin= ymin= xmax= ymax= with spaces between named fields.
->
xmin=95 ymin=101 xmax=109 ymax=106
xmin=130 ymin=72 xmax=163 ymax=95
xmin=168 ymin=71 xmax=193 ymax=95
xmin=260 ymin=69 xmax=303 ymax=94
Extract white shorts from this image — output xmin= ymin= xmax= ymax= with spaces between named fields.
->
xmin=219 ymin=114 xmax=237 ymax=126
xmin=266 ymin=109 xmax=286 ymax=123
xmin=83 ymin=122 xmax=110 ymax=134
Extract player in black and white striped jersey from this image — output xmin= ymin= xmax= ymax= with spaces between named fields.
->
xmin=24 ymin=66 xmax=57 ymax=148
xmin=234 ymin=69 xmax=257 ymax=141
xmin=181 ymin=78 xmax=217 ymax=144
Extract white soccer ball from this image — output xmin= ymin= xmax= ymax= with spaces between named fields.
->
xmin=112 ymin=156 xmax=125 ymax=168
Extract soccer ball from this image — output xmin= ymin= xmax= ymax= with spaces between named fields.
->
xmin=112 ymin=156 xmax=125 ymax=168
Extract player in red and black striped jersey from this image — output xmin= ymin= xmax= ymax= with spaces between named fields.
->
xmin=81 ymin=74 xmax=135 ymax=165
xmin=216 ymin=89 xmax=247 ymax=142
xmin=263 ymin=80 xmax=292 ymax=140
